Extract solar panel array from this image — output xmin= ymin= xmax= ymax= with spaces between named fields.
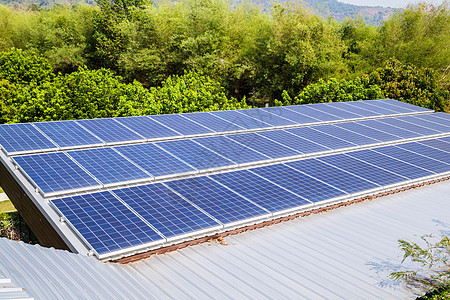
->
xmin=1 ymin=99 xmax=449 ymax=260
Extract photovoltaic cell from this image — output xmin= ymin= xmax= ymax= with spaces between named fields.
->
xmin=51 ymin=191 xmax=163 ymax=255
xmin=257 ymin=130 xmax=330 ymax=154
xmin=439 ymin=136 xmax=450 ymax=144
xmin=335 ymin=122 xmax=400 ymax=142
xmin=287 ymin=127 xmax=357 ymax=150
xmin=349 ymin=100 xmax=399 ymax=115
xmin=250 ymin=164 xmax=346 ymax=203
xmin=312 ymin=124 xmax=380 ymax=146
xmin=347 ymin=149 xmax=434 ymax=180
xmin=68 ymin=148 xmax=150 ymax=185
xmin=13 ymin=152 xmax=99 ymax=194
xmin=149 ymin=114 xmax=215 ymax=136
xmin=420 ymin=139 xmax=450 ymax=153
xmin=318 ymin=153 xmax=408 ymax=186
xmin=210 ymin=169 xmax=311 ymax=213
xmin=373 ymin=145 xmax=450 ymax=174
xmin=113 ymin=184 xmax=220 ymax=238
xmin=375 ymin=117 xmax=440 ymax=136
xmin=0 ymin=123 xmax=57 ymax=154
xmin=194 ymin=135 xmax=271 ymax=164
xmin=34 ymin=120 xmax=104 ymax=148
xmin=395 ymin=142 xmax=450 ymax=165
xmin=113 ymin=143 xmax=196 ymax=177
xmin=237 ymin=108 xmax=296 ymax=127
xmin=209 ymin=110 xmax=272 ymax=130
xmin=286 ymin=158 xmax=380 ymax=194
xmin=396 ymin=115 xmax=450 ymax=134
xmin=307 ymin=103 xmax=363 ymax=119
xmin=377 ymin=99 xmax=432 ymax=113
xmin=166 ymin=176 xmax=268 ymax=224
xmin=227 ymin=132 xmax=301 ymax=159
xmin=330 ymin=102 xmax=383 ymax=118
xmin=115 ymin=116 xmax=181 ymax=140
xmin=156 ymin=139 xmax=234 ymax=170
xmin=261 ymin=106 xmax=321 ymax=124
xmin=77 ymin=118 xmax=144 ymax=144
xmin=181 ymin=112 xmax=244 ymax=133
xmin=417 ymin=113 xmax=450 ymax=127
xmin=285 ymin=105 xmax=342 ymax=122
xmin=357 ymin=119 xmax=421 ymax=139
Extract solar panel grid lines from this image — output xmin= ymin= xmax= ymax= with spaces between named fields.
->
xmin=283 ymin=106 xmax=343 ymax=123
xmin=209 ymin=110 xmax=273 ymax=130
xmin=335 ymin=121 xmax=403 ymax=143
xmin=148 ymin=114 xmax=215 ymax=136
xmin=115 ymin=116 xmax=183 ymax=141
xmin=208 ymin=169 xmax=313 ymax=215
xmin=286 ymin=127 xmax=358 ymax=150
xmin=12 ymin=152 xmax=101 ymax=196
xmin=412 ymin=113 xmax=450 ymax=129
xmin=353 ymin=100 xmax=402 ymax=115
xmin=396 ymin=115 xmax=450 ymax=134
xmin=260 ymin=106 xmax=323 ymax=125
xmin=328 ymin=102 xmax=384 ymax=118
xmin=310 ymin=124 xmax=380 ymax=147
xmin=51 ymin=191 xmax=165 ymax=256
xmin=420 ymin=138 xmax=450 ymax=153
xmin=355 ymin=119 xmax=422 ymax=140
xmin=76 ymin=118 xmax=145 ymax=144
xmin=307 ymin=103 xmax=364 ymax=120
xmin=29 ymin=123 xmax=61 ymax=150
xmin=0 ymin=123 xmax=58 ymax=155
xmin=375 ymin=117 xmax=441 ymax=136
xmin=109 ymin=147 xmax=154 ymax=177
xmin=113 ymin=143 xmax=197 ymax=178
xmin=377 ymin=99 xmax=433 ymax=113
xmin=181 ymin=111 xmax=246 ymax=133
xmin=429 ymin=112 xmax=450 ymax=124
xmin=395 ymin=142 xmax=450 ymax=165
xmin=235 ymin=108 xmax=297 ymax=127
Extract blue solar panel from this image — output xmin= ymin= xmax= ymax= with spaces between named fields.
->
xmin=77 ymin=118 xmax=144 ymax=144
xmin=261 ymin=106 xmax=321 ymax=124
xmin=286 ymin=158 xmax=380 ymax=194
xmin=209 ymin=110 xmax=272 ymax=130
xmin=377 ymin=99 xmax=432 ymax=113
xmin=373 ymin=145 xmax=450 ymax=174
xmin=356 ymin=119 xmax=421 ymax=139
xmin=418 ymin=113 xmax=450 ymax=127
xmin=113 ymin=184 xmax=220 ymax=238
xmin=420 ymin=138 xmax=450 ymax=153
xmin=13 ymin=152 xmax=99 ymax=194
xmin=395 ymin=142 xmax=450 ymax=165
xmin=250 ymin=164 xmax=346 ymax=203
xmin=330 ymin=102 xmax=383 ymax=117
xmin=347 ymin=100 xmax=399 ymax=115
xmin=181 ymin=112 xmax=245 ymax=133
xmin=194 ymin=136 xmax=271 ymax=164
xmin=286 ymin=105 xmax=343 ymax=122
xmin=0 ymin=123 xmax=57 ymax=154
xmin=439 ymin=136 xmax=450 ymax=144
xmin=312 ymin=124 xmax=380 ymax=146
xmin=286 ymin=127 xmax=357 ymax=150
xmin=68 ymin=148 xmax=150 ymax=185
xmin=347 ymin=149 xmax=435 ymax=180
xmin=115 ymin=116 xmax=182 ymax=140
xmin=51 ymin=191 xmax=163 ymax=255
xmin=335 ymin=122 xmax=400 ymax=142
xmin=113 ymin=143 xmax=196 ymax=177
xmin=34 ymin=120 xmax=104 ymax=148
xmin=149 ymin=114 xmax=214 ymax=136
xmin=397 ymin=115 xmax=450 ymax=133
xmin=257 ymin=130 xmax=330 ymax=154
xmin=308 ymin=103 xmax=364 ymax=119
xmin=166 ymin=176 xmax=268 ymax=224
xmin=156 ymin=139 xmax=234 ymax=170
xmin=226 ymin=132 xmax=301 ymax=159
xmin=318 ymin=153 xmax=408 ymax=186
xmin=375 ymin=117 xmax=440 ymax=136
xmin=210 ymin=169 xmax=311 ymax=213
xmin=237 ymin=108 xmax=296 ymax=127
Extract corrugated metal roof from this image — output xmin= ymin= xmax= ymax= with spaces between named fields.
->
xmin=1 ymin=180 xmax=450 ymax=299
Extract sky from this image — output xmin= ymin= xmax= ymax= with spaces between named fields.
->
xmin=337 ymin=0 xmax=447 ymax=8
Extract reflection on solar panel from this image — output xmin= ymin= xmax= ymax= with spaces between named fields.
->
xmin=34 ymin=121 xmax=104 ymax=148
xmin=182 ymin=112 xmax=244 ymax=133
xmin=166 ymin=177 xmax=268 ymax=225
xmin=318 ymin=154 xmax=408 ymax=186
xmin=375 ymin=117 xmax=440 ymax=136
xmin=0 ymin=123 xmax=56 ymax=154
xmin=308 ymin=103 xmax=363 ymax=119
xmin=113 ymin=184 xmax=220 ymax=238
xmin=286 ymin=105 xmax=342 ymax=122
xmin=149 ymin=114 xmax=214 ymax=136
xmin=335 ymin=122 xmax=400 ymax=142
xmin=261 ymin=106 xmax=321 ymax=124
xmin=157 ymin=139 xmax=234 ymax=170
xmin=347 ymin=149 xmax=434 ymax=180
xmin=286 ymin=158 xmax=380 ymax=194
xmin=397 ymin=115 xmax=450 ymax=134
xmin=115 ymin=116 xmax=181 ymax=140
xmin=237 ymin=109 xmax=295 ymax=127
xmin=396 ymin=142 xmax=450 ymax=165
xmin=227 ymin=132 xmax=301 ymax=159
xmin=257 ymin=130 xmax=330 ymax=154
xmin=209 ymin=110 xmax=271 ymax=130
xmin=356 ymin=119 xmax=421 ymax=139
xmin=113 ymin=143 xmax=196 ymax=177
xmin=312 ymin=124 xmax=379 ymax=146
xmin=13 ymin=152 xmax=99 ymax=194
xmin=51 ymin=191 xmax=163 ymax=255
xmin=250 ymin=164 xmax=346 ymax=203
xmin=68 ymin=148 xmax=150 ymax=185
xmin=77 ymin=118 xmax=144 ymax=144
xmin=373 ymin=146 xmax=450 ymax=174
xmin=194 ymin=136 xmax=271 ymax=164
xmin=210 ymin=169 xmax=311 ymax=213
xmin=287 ymin=127 xmax=357 ymax=150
